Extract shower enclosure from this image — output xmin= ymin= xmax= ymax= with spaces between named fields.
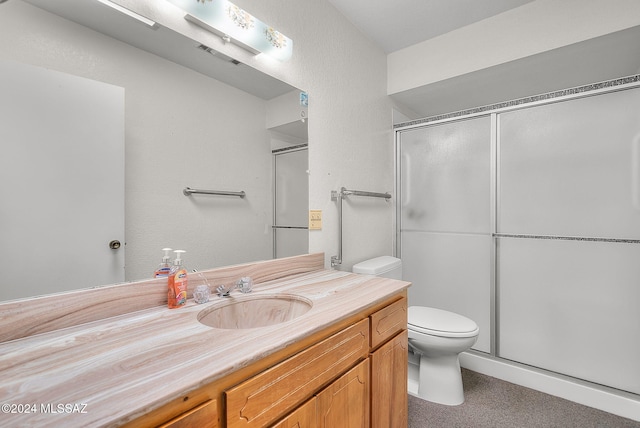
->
xmin=272 ymin=147 xmax=309 ymax=259
xmin=396 ymin=77 xmax=640 ymax=399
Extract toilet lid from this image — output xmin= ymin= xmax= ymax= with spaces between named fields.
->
xmin=408 ymin=306 xmax=479 ymax=338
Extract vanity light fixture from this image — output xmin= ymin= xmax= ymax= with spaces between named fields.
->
xmin=185 ymin=12 xmax=258 ymax=55
xmin=167 ymin=0 xmax=293 ymax=61
xmin=196 ymin=44 xmax=241 ymax=65
xmin=95 ymin=0 xmax=158 ymax=29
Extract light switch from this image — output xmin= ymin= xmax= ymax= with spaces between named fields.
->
xmin=309 ymin=210 xmax=322 ymax=230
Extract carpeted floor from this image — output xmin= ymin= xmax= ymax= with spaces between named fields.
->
xmin=408 ymin=369 xmax=640 ymax=428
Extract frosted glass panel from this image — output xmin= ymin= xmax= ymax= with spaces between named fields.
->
xmin=499 ymin=88 xmax=640 ymax=239
xmin=274 ymin=228 xmax=308 ymax=259
xmin=273 ymin=149 xmax=308 ymax=259
xmin=400 ymin=116 xmax=491 ymax=233
xmin=274 ymin=149 xmax=308 ymax=227
xmin=498 ymin=237 xmax=640 ymax=395
xmin=402 ymin=231 xmax=491 ymax=353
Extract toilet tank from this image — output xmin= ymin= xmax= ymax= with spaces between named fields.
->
xmin=352 ymin=256 xmax=402 ymax=280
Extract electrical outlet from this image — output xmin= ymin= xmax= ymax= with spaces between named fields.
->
xmin=309 ymin=210 xmax=322 ymax=230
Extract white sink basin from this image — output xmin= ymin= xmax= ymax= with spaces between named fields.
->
xmin=197 ymin=294 xmax=313 ymax=329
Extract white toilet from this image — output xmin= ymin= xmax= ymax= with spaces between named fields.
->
xmin=407 ymin=306 xmax=479 ymax=405
xmin=352 ymin=256 xmax=479 ymax=406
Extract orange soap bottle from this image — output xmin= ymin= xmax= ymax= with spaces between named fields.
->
xmin=167 ymin=250 xmax=188 ymax=309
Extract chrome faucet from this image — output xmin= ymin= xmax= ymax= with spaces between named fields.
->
xmin=215 ymin=282 xmax=237 ymax=298
xmin=216 ymin=277 xmax=253 ymax=297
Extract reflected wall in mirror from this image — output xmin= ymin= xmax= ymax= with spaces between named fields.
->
xmin=0 ymin=0 xmax=308 ymax=301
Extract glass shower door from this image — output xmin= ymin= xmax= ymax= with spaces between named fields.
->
xmin=399 ymin=116 xmax=492 ymax=353
xmin=273 ymin=148 xmax=308 ymax=258
xmin=497 ymin=87 xmax=640 ymax=395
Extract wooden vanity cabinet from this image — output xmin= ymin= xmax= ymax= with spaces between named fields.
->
xmin=127 ymin=293 xmax=407 ymax=428
xmin=158 ymin=399 xmax=218 ymax=428
xmin=370 ymin=330 xmax=408 ymax=427
xmin=270 ymin=359 xmax=371 ymax=428
xmin=315 ymin=359 xmax=370 ymax=427
xmin=270 ymin=397 xmax=316 ymax=428
xmin=369 ymin=297 xmax=408 ymax=428
xmin=259 ymin=295 xmax=408 ymax=428
xmin=225 ymin=318 xmax=370 ymax=427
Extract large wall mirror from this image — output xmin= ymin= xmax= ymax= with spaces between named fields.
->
xmin=0 ymin=0 xmax=308 ymax=301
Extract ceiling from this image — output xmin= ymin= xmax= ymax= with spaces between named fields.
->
xmin=327 ymin=0 xmax=640 ymax=119
xmin=26 ymin=0 xmax=538 ymax=103
xmin=20 ymin=0 xmax=640 ymax=120
xmin=326 ymin=0 xmax=535 ymax=53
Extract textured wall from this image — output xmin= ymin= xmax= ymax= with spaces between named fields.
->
xmin=0 ymin=1 xmax=274 ymax=281
xmin=2 ymin=0 xmax=395 ymax=283
xmin=125 ymin=0 xmax=396 ymax=270
xmin=227 ymin=0 xmax=396 ymax=270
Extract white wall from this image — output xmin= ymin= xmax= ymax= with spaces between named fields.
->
xmin=229 ymin=0 xmax=395 ymax=270
xmin=266 ymin=91 xmax=307 ymax=130
xmin=388 ymin=0 xmax=640 ymax=95
xmin=120 ymin=0 xmax=397 ymax=271
xmin=2 ymin=0 xmax=395 ymax=284
xmin=137 ymin=0 xmax=394 ymax=270
xmin=7 ymin=0 xmax=639 ymax=280
xmin=0 ymin=1 xmax=274 ymax=281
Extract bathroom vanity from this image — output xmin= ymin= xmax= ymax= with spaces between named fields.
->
xmin=0 ymin=253 xmax=409 ymax=427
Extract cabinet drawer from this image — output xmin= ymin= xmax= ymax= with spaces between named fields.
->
xmin=226 ymin=318 xmax=369 ymax=428
xmin=369 ymin=297 xmax=407 ymax=350
xmin=158 ymin=399 xmax=217 ymax=428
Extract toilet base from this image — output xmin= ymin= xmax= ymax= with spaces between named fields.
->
xmin=415 ymin=352 xmax=465 ymax=406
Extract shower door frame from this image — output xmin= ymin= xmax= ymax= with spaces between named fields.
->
xmin=394 ymin=75 xmax=640 ymax=388
xmin=272 ymin=145 xmax=309 ymax=259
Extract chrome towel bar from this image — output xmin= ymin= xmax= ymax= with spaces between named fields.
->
xmin=331 ymin=187 xmax=392 ymax=267
xmin=183 ymin=187 xmax=246 ymax=198
xmin=339 ymin=188 xmax=391 ymax=199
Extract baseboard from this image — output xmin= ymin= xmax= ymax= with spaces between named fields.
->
xmin=460 ymin=351 xmax=640 ymax=422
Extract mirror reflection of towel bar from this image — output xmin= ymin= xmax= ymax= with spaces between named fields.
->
xmin=183 ymin=187 xmax=246 ymax=198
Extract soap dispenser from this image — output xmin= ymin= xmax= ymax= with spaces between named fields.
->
xmin=154 ymin=248 xmax=173 ymax=278
xmin=167 ymin=250 xmax=188 ymax=309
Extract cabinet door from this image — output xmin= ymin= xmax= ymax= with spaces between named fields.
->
xmin=316 ymin=359 xmax=370 ymax=428
xmin=271 ymin=398 xmax=316 ymax=428
xmin=370 ymin=331 xmax=408 ymax=428
xmin=158 ymin=399 xmax=217 ymax=428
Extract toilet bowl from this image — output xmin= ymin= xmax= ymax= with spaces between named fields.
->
xmin=408 ymin=306 xmax=479 ymax=405
xmin=352 ymin=256 xmax=479 ymax=406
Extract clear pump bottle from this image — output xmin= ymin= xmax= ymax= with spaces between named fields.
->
xmin=154 ymin=248 xmax=173 ymax=278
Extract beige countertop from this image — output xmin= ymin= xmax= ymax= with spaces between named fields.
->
xmin=0 ymin=266 xmax=409 ymax=427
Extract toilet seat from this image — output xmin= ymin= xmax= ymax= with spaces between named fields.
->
xmin=408 ymin=306 xmax=479 ymax=338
